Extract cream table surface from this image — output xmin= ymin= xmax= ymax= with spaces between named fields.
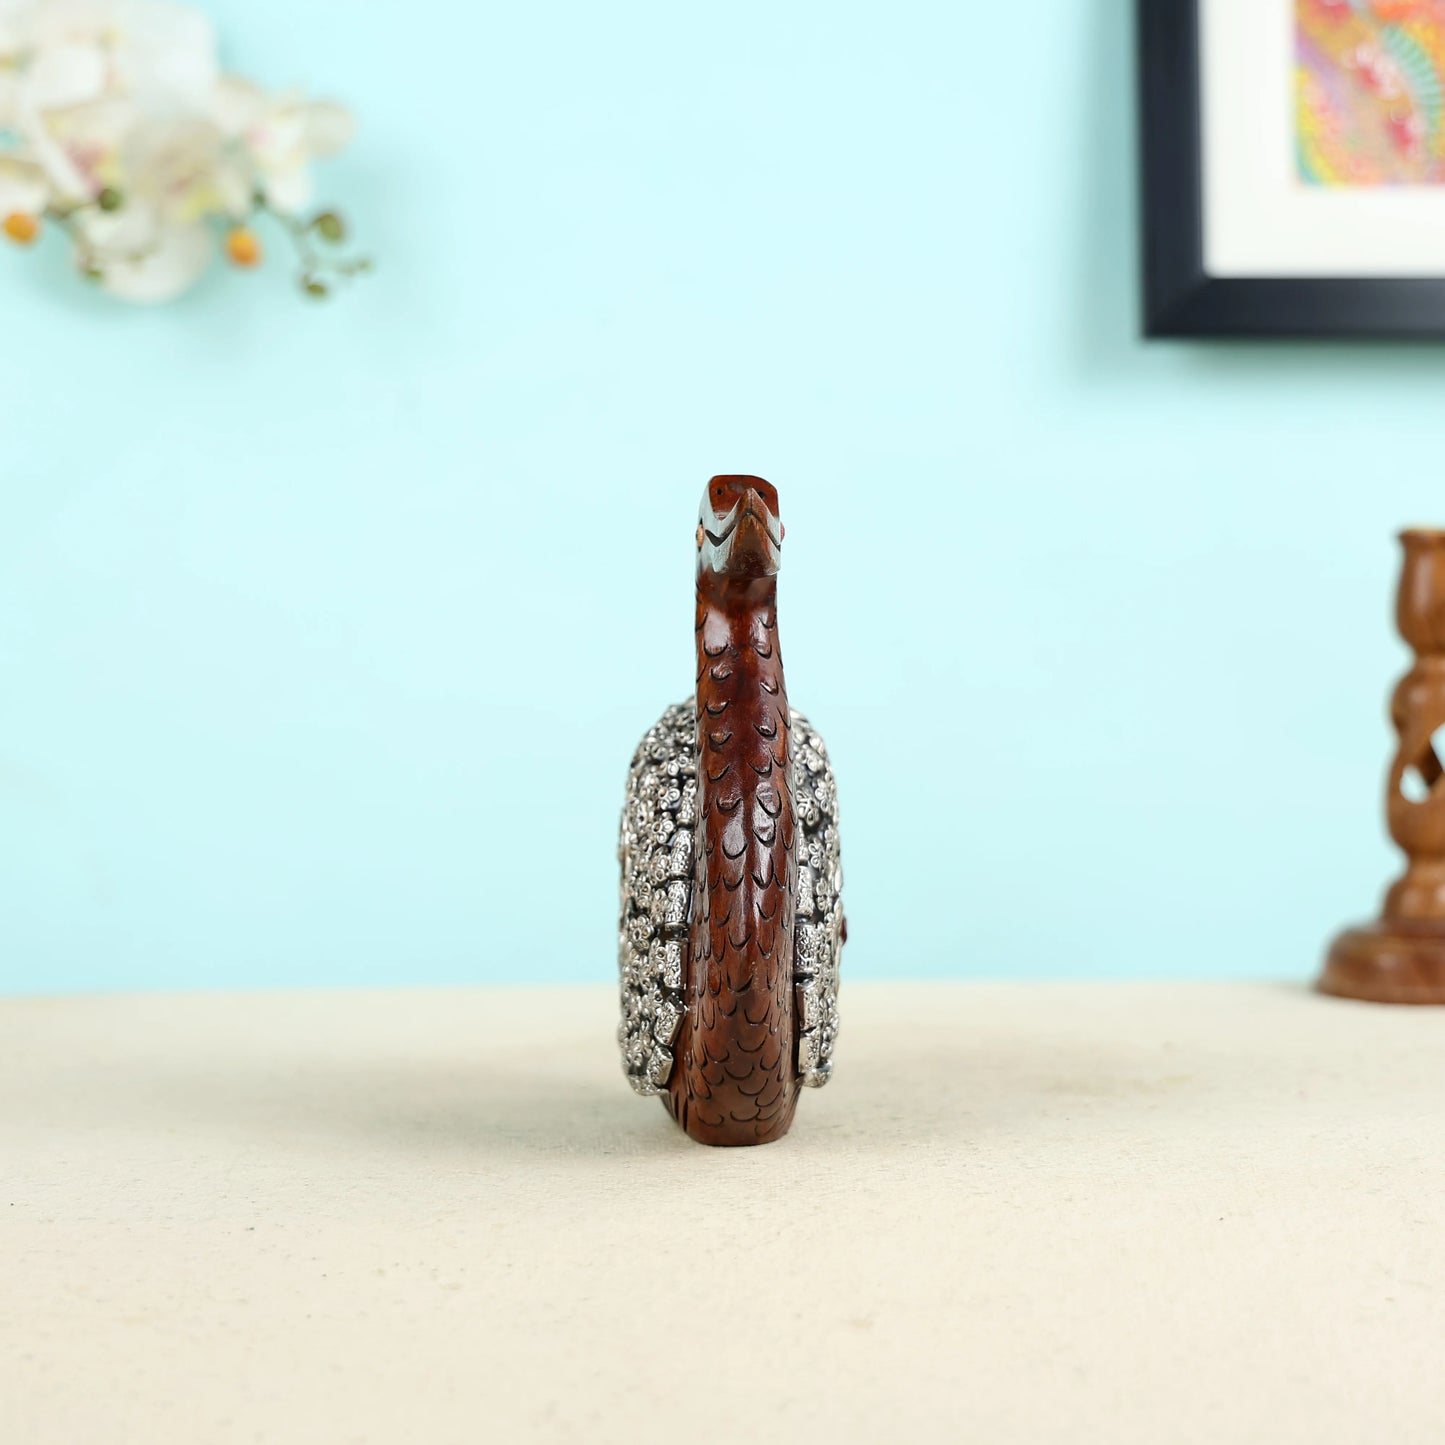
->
xmin=3 ymin=981 xmax=1444 ymax=1444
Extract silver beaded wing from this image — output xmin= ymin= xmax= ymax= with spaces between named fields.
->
xmin=616 ymin=701 xmax=844 ymax=1096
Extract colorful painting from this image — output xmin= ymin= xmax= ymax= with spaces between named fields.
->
xmin=1297 ymin=0 xmax=1445 ymax=185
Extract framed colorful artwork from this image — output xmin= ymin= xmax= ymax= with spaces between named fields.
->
xmin=1139 ymin=0 xmax=1445 ymax=336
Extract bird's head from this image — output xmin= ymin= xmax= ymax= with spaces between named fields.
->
xmin=695 ymin=475 xmax=783 ymax=583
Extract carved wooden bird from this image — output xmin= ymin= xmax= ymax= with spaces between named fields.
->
xmin=618 ymin=476 xmax=845 ymax=1146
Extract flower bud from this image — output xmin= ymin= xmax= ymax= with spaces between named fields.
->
xmin=3 ymin=212 xmax=41 ymax=245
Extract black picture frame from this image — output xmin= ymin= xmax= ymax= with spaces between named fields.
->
xmin=1138 ymin=0 xmax=1445 ymax=338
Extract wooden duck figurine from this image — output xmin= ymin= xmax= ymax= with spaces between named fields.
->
xmin=618 ymin=476 xmax=845 ymax=1145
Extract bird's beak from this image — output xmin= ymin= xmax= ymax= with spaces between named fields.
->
xmin=704 ymin=487 xmax=782 ymax=578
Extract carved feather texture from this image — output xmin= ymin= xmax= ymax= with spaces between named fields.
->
xmin=616 ymin=701 xmax=843 ymax=1107
xmin=664 ymin=593 xmax=799 ymax=1146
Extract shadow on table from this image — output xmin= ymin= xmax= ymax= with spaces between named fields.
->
xmin=60 ymin=982 xmax=1339 ymax=1163
xmin=811 ymin=1043 xmax=1209 ymax=1156
xmin=155 ymin=1032 xmax=1192 ymax=1156
xmin=83 ymin=1033 xmax=1222 ymax=1163
xmin=91 ymin=1055 xmax=691 ymax=1162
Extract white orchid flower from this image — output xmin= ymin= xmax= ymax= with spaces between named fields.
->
xmin=0 ymin=0 xmax=364 ymax=302
xmin=72 ymin=197 xmax=209 ymax=299
xmin=0 ymin=152 xmax=48 ymax=214
xmin=212 ymin=76 xmax=353 ymax=215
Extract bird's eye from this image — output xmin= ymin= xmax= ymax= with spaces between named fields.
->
xmin=696 ymin=524 xmax=705 ymax=548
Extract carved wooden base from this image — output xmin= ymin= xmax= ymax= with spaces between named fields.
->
xmin=1319 ymin=922 xmax=1445 ymax=1004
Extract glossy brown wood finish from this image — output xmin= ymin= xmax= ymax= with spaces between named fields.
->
xmin=1321 ymin=530 xmax=1445 ymax=1003
xmin=666 ymin=478 xmax=800 ymax=1145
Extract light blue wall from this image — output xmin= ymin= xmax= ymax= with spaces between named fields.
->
xmin=3 ymin=0 xmax=1440 ymax=993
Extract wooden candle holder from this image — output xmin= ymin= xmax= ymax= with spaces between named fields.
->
xmin=1321 ymin=529 xmax=1445 ymax=1004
